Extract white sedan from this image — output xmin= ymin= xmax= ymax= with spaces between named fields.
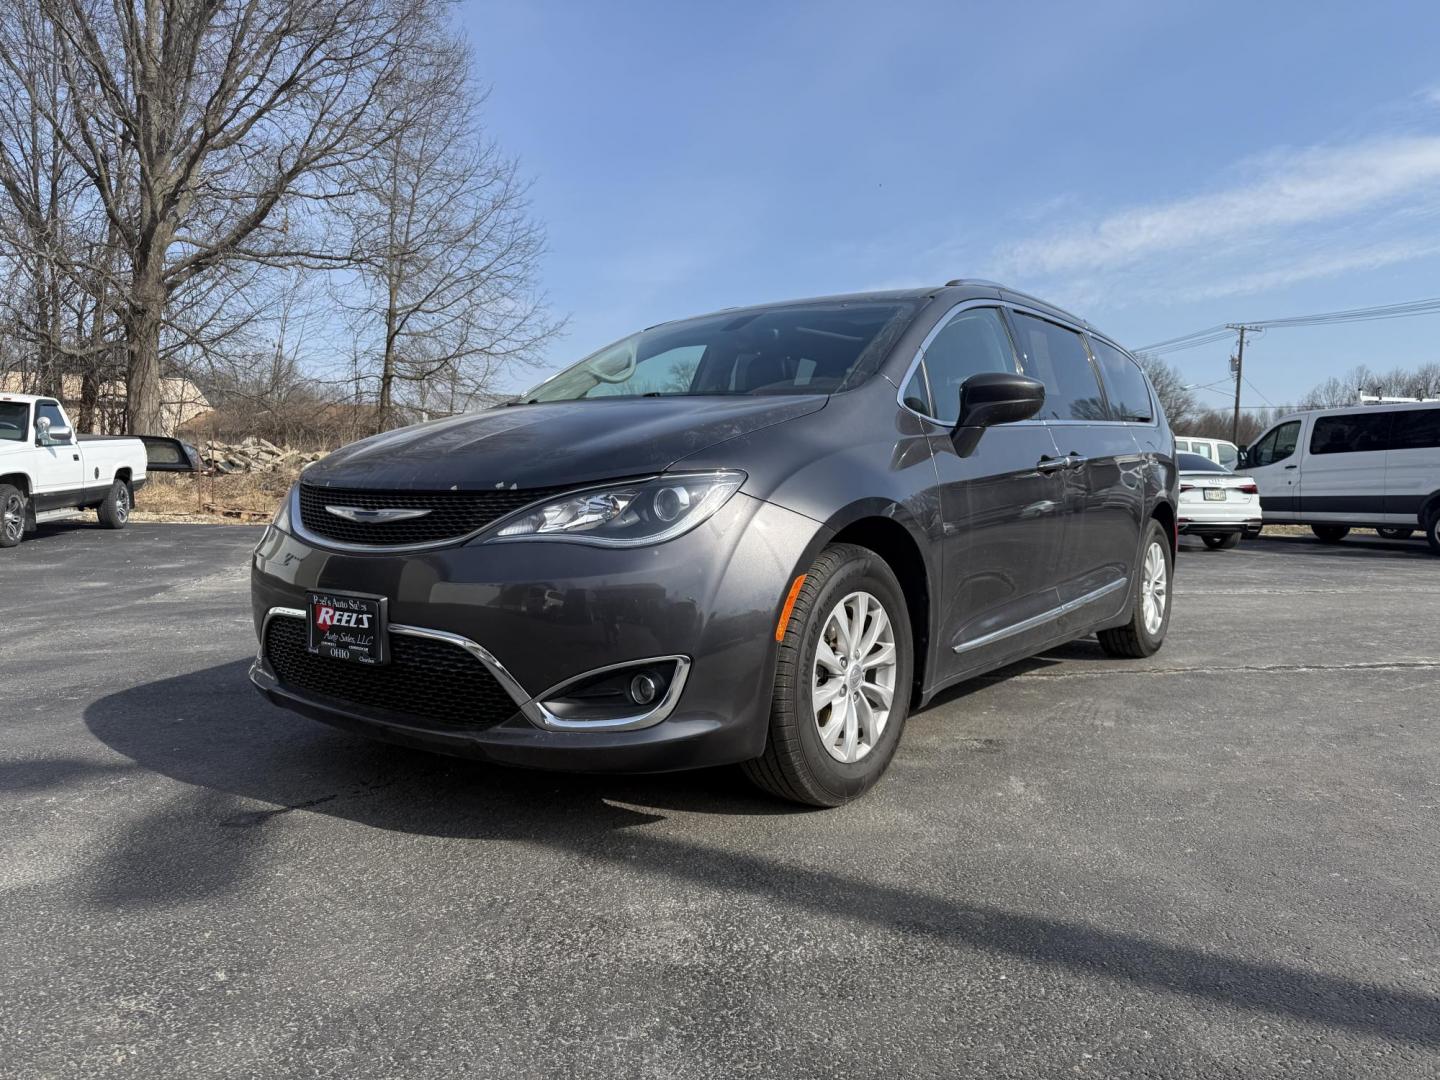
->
xmin=1176 ymin=451 xmax=1263 ymax=550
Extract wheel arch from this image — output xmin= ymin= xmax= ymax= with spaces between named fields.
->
xmin=0 ymin=471 xmax=32 ymax=496
xmin=1419 ymin=489 xmax=1440 ymax=528
xmin=825 ymin=509 xmax=933 ymax=707
xmin=1150 ymin=498 xmax=1177 ymax=555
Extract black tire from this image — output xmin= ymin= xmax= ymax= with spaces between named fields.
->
xmin=1098 ymin=519 xmax=1172 ymax=659
xmin=1202 ymin=532 xmax=1240 ymax=550
xmin=97 ymin=478 xmax=131 ymax=529
xmin=1426 ymin=511 xmax=1440 ymax=556
xmin=1375 ymin=527 xmax=1413 ymax=540
xmin=1312 ymin=525 xmax=1350 ymax=543
xmin=0 ymin=483 xmax=25 ymax=548
xmin=743 ymin=543 xmax=913 ymax=808
xmin=1244 ymin=526 xmax=1263 ymax=540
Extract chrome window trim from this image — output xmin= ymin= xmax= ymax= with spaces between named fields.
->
xmin=896 ymin=299 xmax=1153 ymax=428
xmin=254 ymin=606 xmax=689 ymax=733
xmin=952 ymin=578 xmax=1127 ymax=654
xmin=286 ymin=475 xmax=662 ymax=554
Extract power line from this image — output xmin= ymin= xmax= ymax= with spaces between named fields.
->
xmin=1137 ymin=294 xmax=1440 ymax=355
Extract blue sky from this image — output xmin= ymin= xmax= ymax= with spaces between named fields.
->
xmin=463 ymin=0 xmax=1440 ymax=413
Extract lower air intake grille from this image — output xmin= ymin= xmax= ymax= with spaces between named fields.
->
xmin=264 ymin=615 xmax=520 ymax=732
xmin=298 ymin=483 xmax=569 ymax=546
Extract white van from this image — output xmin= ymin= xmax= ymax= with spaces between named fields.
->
xmin=1240 ymin=402 xmax=1440 ymax=553
xmin=1175 ymin=435 xmax=1239 ymax=470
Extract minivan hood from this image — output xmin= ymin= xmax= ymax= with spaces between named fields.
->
xmin=302 ymin=395 xmax=827 ymax=491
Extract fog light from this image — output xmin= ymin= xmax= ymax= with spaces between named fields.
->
xmin=629 ymin=672 xmax=660 ymax=705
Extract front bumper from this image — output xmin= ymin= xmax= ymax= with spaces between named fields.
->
xmin=249 ymin=492 xmax=822 ymax=773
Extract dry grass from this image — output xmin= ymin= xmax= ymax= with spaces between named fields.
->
xmin=132 ymin=468 xmax=299 ymax=524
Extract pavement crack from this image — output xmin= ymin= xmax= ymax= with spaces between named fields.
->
xmin=219 ymin=793 xmax=338 ymax=828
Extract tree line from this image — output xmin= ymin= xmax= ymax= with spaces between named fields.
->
xmin=0 ymin=0 xmax=558 ymax=439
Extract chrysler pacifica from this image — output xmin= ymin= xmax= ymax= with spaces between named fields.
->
xmin=250 ymin=281 xmax=1178 ymax=805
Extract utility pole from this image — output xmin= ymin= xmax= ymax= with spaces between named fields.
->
xmin=1226 ymin=324 xmax=1250 ymax=444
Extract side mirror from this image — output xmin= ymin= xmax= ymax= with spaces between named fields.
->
xmin=952 ymin=372 xmax=1046 ymax=456
xmin=1235 ymin=447 xmax=1249 ymax=469
xmin=35 ymin=417 xmax=71 ymax=445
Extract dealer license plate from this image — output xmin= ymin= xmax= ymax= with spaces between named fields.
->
xmin=307 ymin=590 xmax=388 ymax=665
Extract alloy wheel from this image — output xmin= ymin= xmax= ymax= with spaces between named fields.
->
xmin=1141 ymin=541 xmax=1168 ymax=636
xmin=812 ymin=590 xmax=898 ymax=763
xmin=2 ymin=493 xmax=23 ymax=543
xmin=116 ymin=484 xmax=130 ymax=522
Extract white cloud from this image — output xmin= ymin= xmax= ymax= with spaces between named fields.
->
xmin=1003 ymin=135 xmax=1440 ymax=279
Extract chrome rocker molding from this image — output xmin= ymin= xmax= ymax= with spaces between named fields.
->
xmin=251 ymin=607 xmax=690 ymax=733
xmin=952 ymin=578 xmax=1127 ymax=654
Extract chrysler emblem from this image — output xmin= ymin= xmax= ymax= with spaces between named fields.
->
xmin=324 ymin=505 xmax=432 ymax=524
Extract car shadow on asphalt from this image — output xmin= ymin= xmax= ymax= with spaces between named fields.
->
xmin=74 ymin=658 xmax=1440 ymax=1048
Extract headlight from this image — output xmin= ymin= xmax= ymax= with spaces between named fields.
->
xmin=482 ymin=471 xmax=745 ymax=547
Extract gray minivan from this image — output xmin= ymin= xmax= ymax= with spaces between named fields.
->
xmin=250 ymin=281 xmax=1178 ymax=805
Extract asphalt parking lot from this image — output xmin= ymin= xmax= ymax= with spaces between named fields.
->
xmin=3 ymin=522 xmax=1439 ymax=1079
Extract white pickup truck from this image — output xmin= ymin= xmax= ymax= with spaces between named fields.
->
xmin=0 ymin=392 xmax=196 ymax=547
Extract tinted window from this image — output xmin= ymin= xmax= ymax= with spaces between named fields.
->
xmin=528 ymin=300 xmax=921 ymax=402
xmin=915 ymin=307 xmax=1017 ymax=423
xmin=1310 ymin=412 xmax=1390 ymax=455
xmin=36 ymin=401 xmax=69 ymax=442
xmin=1178 ymin=452 xmax=1227 ymax=472
xmin=1391 ymin=407 xmax=1440 ymax=450
xmin=1090 ymin=339 xmax=1152 ymax=422
xmin=1175 ymin=439 xmax=1191 ymax=452
xmin=901 ymin=368 xmax=932 ymax=416
xmin=0 ymin=401 xmax=27 ymax=441
xmin=1010 ymin=313 xmax=1106 ymax=421
xmin=1250 ymin=420 xmax=1301 ymax=467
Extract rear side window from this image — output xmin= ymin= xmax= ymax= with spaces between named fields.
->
xmin=1090 ymin=339 xmax=1153 ymax=422
xmin=1391 ymin=408 xmax=1440 ymax=450
xmin=1175 ymin=439 xmax=1191 ymax=452
xmin=1178 ymin=452 xmax=1227 ymax=472
xmin=1216 ymin=442 xmax=1238 ymax=469
xmin=912 ymin=307 xmax=1017 ymax=423
xmin=1250 ymin=420 xmax=1301 ymax=466
xmin=1010 ymin=313 xmax=1106 ymax=421
xmin=1310 ymin=413 xmax=1390 ymax=455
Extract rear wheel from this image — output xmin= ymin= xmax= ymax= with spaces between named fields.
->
xmin=1202 ymin=533 xmax=1240 ymax=550
xmin=1376 ymin=527 xmax=1413 ymax=540
xmin=97 ymin=478 xmax=131 ymax=529
xmin=1312 ymin=525 xmax=1350 ymax=543
xmin=1244 ymin=526 xmax=1263 ymax=540
xmin=743 ymin=543 xmax=913 ymax=808
xmin=0 ymin=484 xmax=25 ymax=548
xmin=1098 ymin=519 xmax=1172 ymax=658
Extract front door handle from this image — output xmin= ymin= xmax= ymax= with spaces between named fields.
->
xmin=1037 ymin=455 xmax=1071 ymax=472
xmin=1284 ymin=464 xmax=1297 ymax=470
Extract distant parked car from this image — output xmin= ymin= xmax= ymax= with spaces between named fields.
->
xmin=1240 ymin=402 xmax=1440 ymax=554
xmin=1177 ymin=451 xmax=1261 ymax=549
xmin=1175 ymin=435 xmax=1240 ymax=470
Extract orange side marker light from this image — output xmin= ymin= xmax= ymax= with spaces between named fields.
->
xmin=775 ymin=574 xmax=807 ymax=641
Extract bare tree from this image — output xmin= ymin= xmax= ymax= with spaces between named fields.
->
xmin=336 ymin=18 xmax=559 ymax=430
xmin=0 ymin=0 xmax=437 ymax=433
xmin=1135 ymin=353 xmax=1197 ymax=430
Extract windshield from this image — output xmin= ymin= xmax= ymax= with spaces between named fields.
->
xmin=525 ymin=300 xmax=921 ymax=402
xmin=0 ymin=401 xmax=28 ymax=441
xmin=1178 ymin=451 xmax=1228 ymax=472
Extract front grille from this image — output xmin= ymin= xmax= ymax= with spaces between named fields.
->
xmin=264 ymin=615 xmax=520 ymax=732
xmin=297 ymin=483 xmax=569 ymax=547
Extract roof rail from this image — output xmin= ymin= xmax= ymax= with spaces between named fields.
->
xmin=944 ymin=278 xmax=1006 ymax=289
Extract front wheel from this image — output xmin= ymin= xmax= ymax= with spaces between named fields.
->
xmin=1376 ymin=527 xmax=1413 ymax=540
xmin=1426 ymin=511 xmax=1440 ymax=556
xmin=1098 ymin=520 xmax=1172 ymax=659
xmin=1312 ymin=525 xmax=1350 ymax=543
xmin=743 ymin=543 xmax=913 ymax=808
xmin=0 ymin=484 xmax=26 ymax=548
xmin=97 ymin=479 xmax=131 ymax=529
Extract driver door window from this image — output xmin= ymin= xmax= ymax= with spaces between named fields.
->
xmin=1251 ymin=421 xmax=1300 ymax=467
xmin=36 ymin=402 xmax=71 ymax=443
xmin=906 ymin=307 xmax=1017 ymax=423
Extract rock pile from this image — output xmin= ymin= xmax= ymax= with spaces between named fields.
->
xmin=201 ymin=437 xmax=325 ymax=474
